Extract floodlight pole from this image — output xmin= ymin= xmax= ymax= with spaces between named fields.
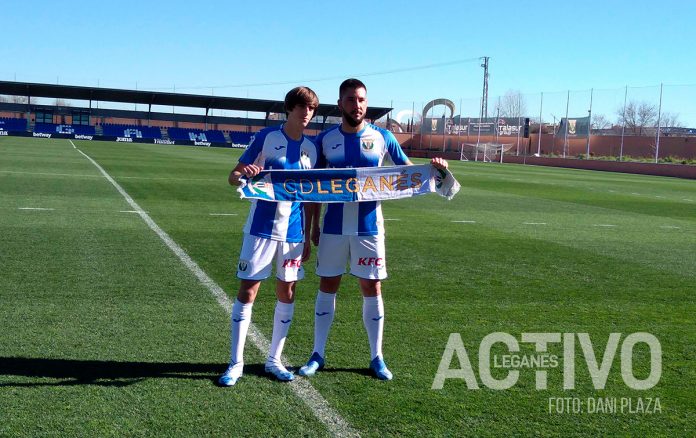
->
xmin=563 ymin=90 xmax=570 ymax=158
xmin=586 ymin=88 xmax=593 ymax=159
xmin=537 ymin=92 xmax=543 ymax=156
xmin=480 ymin=57 xmax=489 ymax=119
xmin=655 ymin=83 xmax=663 ymax=163
xmin=619 ymin=85 xmax=627 ymax=161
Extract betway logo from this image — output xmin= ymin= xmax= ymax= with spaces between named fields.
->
xmin=194 ymin=141 xmax=212 ymax=146
xmin=0 ymin=130 xmax=8 ymax=136
xmin=116 ymin=137 xmax=133 ymax=142
xmin=282 ymin=259 xmax=302 ymax=268
xmin=358 ymin=257 xmax=383 ymax=266
xmin=74 ymin=134 xmax=93 ymax=140
xmin=33 ymin=132 xmax=52 ymax=138
xmin=154 ymin=139 xmax=175 ymax=145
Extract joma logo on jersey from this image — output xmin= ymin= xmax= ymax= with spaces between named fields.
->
xmin=361 ymin=140 xmax=374 ymax=150
xmin=358 ymin=257 xmax=383 ymax=266
xmin=282 ymin=259 xmax=302 ymax=268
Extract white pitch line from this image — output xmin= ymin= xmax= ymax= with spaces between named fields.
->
xmin=117 ymin=175 xmax=219 ymax=182
xmin=120 ymin=210 xmax=139 ymax=213
xmin=523 ymin=222 xmax=547 ymax=225
xmin=594 ymin=224 xmax=617 ymax=227
xmin=683 ymin=199 xmax=694 ymax=202
xmin=18 ymin=207 xmax=55 ymax=211
xmin=209 ymin=213 xmax=238 ymax=216
xmin=70 ymin=140 xmax=358 ymax=438
xmin=659 ymin=225 xmax=681 ymax=229
xmin=1 ymin=170 xmax=102 ymax=178
xmin=452 ymin=220 xmax=476 ymax=223
xmin=384 ymin=218 xmax=401 ymax=221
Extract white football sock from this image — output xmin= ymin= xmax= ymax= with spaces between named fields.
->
xmin=268 ymin=301 xmax=295 ymax=363
xmin=229 ymin=298 xmax=253 ymax=365
xmin=363 ymin=295 xmax=384 ymax=360
xmin=313 ymin=290 xmax=336 ymax=357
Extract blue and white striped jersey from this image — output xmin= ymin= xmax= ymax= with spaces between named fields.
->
xmin=316 ymin=123 xmax=409 ymax=236
xmin=239 ymin=125 xmax=319 ymax=242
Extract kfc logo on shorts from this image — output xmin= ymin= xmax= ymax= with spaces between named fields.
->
xmin=238 ymin=260 xmax=249 ymax=272
xmin=282 ymin=258 xmax=302 ymax=268
xmin=358 ymin=257 xmax=383 ymax=266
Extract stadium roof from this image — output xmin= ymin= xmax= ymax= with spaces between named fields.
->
xmin=0 ymin=81 xmax=392 ymax=120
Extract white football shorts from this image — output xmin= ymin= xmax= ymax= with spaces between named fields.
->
xmin=236 ymin=234 xmax=305 ymax=282
xmin=316 ymin=234 xmax=387 ymax=280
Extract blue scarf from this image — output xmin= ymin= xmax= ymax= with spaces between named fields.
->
xmin=237 ymin=164 xmax=460 ymax=203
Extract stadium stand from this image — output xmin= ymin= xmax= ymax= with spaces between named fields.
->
xmin=34 ymin=123 xmax=96 ymax=135
xmin=101 ymin=123 xmax=162 ymax=139
xmin=0 ymin=117 xmax=27 ymax=131
xmin=229 ymin=131 xmax=254 ymax=147
xmin=167 ymin=127 xmax=226 ymax=143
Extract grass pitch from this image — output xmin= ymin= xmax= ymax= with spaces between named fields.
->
xmin=1 ymin=136 xmax=694 ymax=436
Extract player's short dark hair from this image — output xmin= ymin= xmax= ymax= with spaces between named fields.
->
xmin=284 ymin=86 xmax=319 ymax=115
xmin=339 ymin=78 xmax=367 ymax=99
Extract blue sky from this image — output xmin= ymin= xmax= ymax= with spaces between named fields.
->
xmin=3 ymin=0 xmax=696 ymax=125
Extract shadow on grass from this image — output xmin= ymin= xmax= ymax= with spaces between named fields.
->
xmin=0 ymin=357 xmax=269 ymax=387
xmin=315 ymin=367 xmax=373 ymax=377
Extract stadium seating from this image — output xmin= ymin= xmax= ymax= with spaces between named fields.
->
xmin=167 ymin=127 xmax=226 ymax=143
xmin=101 ymin=123 xmax=162 ymax=139
xmin=33 ymin=123 xmax=96 ymax=135
xmin=229 ymin=131 xmax=254 ymax=146
xmin=0 ymin=117 xmax=27 ymax=131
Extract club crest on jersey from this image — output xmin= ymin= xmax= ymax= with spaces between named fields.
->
xmin=361 ymin=140 xmax=374 ymax=151
xmin=435 ymin=168 xmax=446 ymax=189
xmin=300 ymin=150 xmax=311 ymax=169
xmin=238 ymin=260 xmax=249 ymax=272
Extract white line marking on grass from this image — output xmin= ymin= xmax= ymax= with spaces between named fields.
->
xmin=0 ymin=170 xmax=102 ymax=178
xmin=523 ymin=222 xmax=547 ymax=225
xmin=18 ymin=207 xmax=55 ymax=211
xmin=594 ymin=224 xmax=617 ymax=227
xmin=655 ymin=196 xmax=665 ymax=199
xmin=117 ymin=175 xmax=219 ymax=182
xmin=452 ymin=220 xmax=476 ymax=223
xmin=71 ymin=140 xmax=358 ymax=438
xmin=684 ymin=199 xmax=694 ymax=202
xmin=119 ymin=210 xmax=139 ymax=213
xmin=631 ymin=193 xmax=640 ymax=195
xmin=384 ymin=218 xmax=401 ymax=221
xmin=659 ymin=225 xmax=681 ymax=229
xmin=209 ymin=213 xmax=238 ymax=216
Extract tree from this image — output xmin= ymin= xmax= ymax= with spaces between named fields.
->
xmin=616 ymin=101 xmax=657 ymax=136
xmin=591 ymin=114 xmax=611 ymax=131
xmin=495 ymin=90 xmax=527 ymax=118
xmin=659 ymin=112 xmax=682 ymax=128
